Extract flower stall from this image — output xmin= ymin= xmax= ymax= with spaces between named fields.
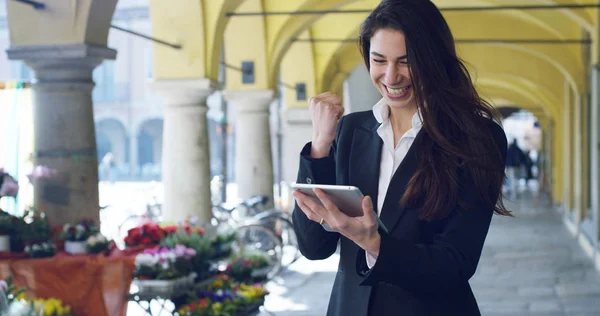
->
xmin=0 ymin=169 xmax=273 ymax=316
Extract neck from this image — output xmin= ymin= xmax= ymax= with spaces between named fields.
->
xmin=389 ymin=105 xmax=418 ymax=141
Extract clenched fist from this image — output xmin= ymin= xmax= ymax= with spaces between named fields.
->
xmin=309 ymin=92 xmax=345 ymax=158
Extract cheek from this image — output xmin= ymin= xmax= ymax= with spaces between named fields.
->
xmin=369 ymin=67 xmax=384 ymax=83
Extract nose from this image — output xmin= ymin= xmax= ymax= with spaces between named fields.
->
xmin=384 ymin=64 xmax=400 ymax=85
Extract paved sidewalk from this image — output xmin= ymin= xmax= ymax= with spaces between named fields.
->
xmin=260 ymin=197 xmax=600 ymax=316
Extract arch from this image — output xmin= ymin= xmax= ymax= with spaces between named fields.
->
xmin=95 ymin=119 xmax=128 ymax=163
xmin=96 ymin=118 xmax=128 ymax=181
xmin=136 ymin=118 xmax=164 ymax=179
xmin=268 ymin=0 xmax=590 ymax=91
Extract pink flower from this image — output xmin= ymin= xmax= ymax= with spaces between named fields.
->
xmin=26 ymin=165 xmax=58 ymax=183
xmin=0 ymin=172 xmax=19 ymax=198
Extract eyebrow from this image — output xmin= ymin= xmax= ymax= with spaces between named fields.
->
xmin=370 ymin=51 xmax=408 ymax=60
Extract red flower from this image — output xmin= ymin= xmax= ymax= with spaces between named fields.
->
xmin=163 ymin=226 xmax=177 ymax=234
xmin=196 ymin=227 xmax=204 ymax=235
xmin=140 ymin=236 xmax=153 ymax=245
xmin=198 ymin=299 xmax=209 ymax=308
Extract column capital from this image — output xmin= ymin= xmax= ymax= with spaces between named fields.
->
xmin=284 ymin=107 xmax=312 ymax=125
xmin=6 ymin=43 xmax=116 ymax=91
xmin=224 ymin=89 xmax=275 ymax=113
xmin=149 ymin=78 xmax=216 ymax=107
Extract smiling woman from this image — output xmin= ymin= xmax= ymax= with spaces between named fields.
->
xmin=292 ymin=1 xmax=509 ymax=315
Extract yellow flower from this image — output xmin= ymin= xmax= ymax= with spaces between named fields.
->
xmin=213 ymin=279 xmax=223 ymax=288
xmin=212 ymin=302 xmax=223 ymax=311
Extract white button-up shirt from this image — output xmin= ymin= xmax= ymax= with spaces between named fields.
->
xmin=366 ymin=99 xmax=423 ymax=268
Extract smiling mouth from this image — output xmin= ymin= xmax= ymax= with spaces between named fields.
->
xmin=383 ymin=84 xmax=411 ymax=97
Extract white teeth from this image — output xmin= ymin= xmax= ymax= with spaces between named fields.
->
xmin=386 ymin=86 xmax=409 ymax=95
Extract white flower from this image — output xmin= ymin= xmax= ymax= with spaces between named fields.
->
xmin=24 ymin=246 xmax=30 ymax=253
xmin=87 ymin=236 xmax=97 ymax=245
xmin=42 ymin=243 xmax=49 ymax=250
xmin=32 ymin=244 xmax=41 ymax=251
xmin=62 ymin=224 xmax=70 ymax=232
xmin=97 ymin=234 xmax=107 ymax=243
xmin=135 ymin=254 xmax=159 ymax=267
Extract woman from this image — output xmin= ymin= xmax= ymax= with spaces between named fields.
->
xmin=292 ymin=0 xmax=509 ymax=315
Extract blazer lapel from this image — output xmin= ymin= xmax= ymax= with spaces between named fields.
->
xmin=379 ymin=131 xmax=422 ymax=233
xmin=349 ymin=127 xmax=382 ymax=212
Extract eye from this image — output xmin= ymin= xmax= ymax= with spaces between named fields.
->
xmin=372 ymin=59 xmax=386 ymax=64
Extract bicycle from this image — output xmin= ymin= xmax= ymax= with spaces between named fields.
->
xmin=212 ymin=196 xmax=300 ymax=274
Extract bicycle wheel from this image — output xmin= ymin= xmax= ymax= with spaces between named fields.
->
xmin=259 ymin=214 xmax=300 ymax=268
xmin=234 ymin=224 xmax=283 ymax=280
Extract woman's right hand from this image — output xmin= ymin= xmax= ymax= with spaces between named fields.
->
xmin=309 ymin=92 xmax=345 ymax=158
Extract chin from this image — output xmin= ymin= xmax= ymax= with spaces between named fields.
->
xmin=384 ymin=97 xmax=417 ymax=111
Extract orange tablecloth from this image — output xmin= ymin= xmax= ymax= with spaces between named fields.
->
xmin=0 ymin=250 xmax=140 ymax=316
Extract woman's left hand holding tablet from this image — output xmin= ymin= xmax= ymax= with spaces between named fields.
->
xmin=293 ymin=188 xmax=382 ymax=256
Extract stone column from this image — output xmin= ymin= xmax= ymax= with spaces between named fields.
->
xmin=591 ymin=65 xmax=600 ymax=240
xmin=224 ymin=90 xmax=275 ymax=205
xmin=149 ymin=79 xmax=215 ymax=224
xmin=563 ymin=81 xmax=572 ymax=214
xmin=6 ymin=44 xmax=116 ymax=228
xmin=282 ymin=108 xmax=313 ymax=211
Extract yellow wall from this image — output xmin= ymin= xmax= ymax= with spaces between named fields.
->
xmin=281 ymin=31 xmax=317 ymax=108
xmin=224 ymin=0 xmax=269 ymax=90
xmin=149 ymin=0 xmax=206 ymax=79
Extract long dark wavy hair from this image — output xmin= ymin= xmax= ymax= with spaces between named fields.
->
xmin=359 ymin=0 xmax=510 ymax=220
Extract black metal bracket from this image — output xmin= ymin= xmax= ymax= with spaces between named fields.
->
xmin=110 ymin=24 xmax=181 ymax=50
xmin=278 ymin=82 xmax=307 ymax=101
xmin=227 ymin=4 xmax=600 ymax=17
xmin=293 ymin=38 xmax=592 ymax=45
xmin=221 ymin=61 xmax=256 ymax=84
xmin=12 ymin=0 xmax=45 ymax=10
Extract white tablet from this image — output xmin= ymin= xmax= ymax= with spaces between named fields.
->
xmin=290 ymin=183 xmax=388 ymax=233
xmin=290 ymin=183 xmax=364 ymax=217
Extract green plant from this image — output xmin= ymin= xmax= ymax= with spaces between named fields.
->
xmin=0 ymin=214 xmax=13 ymax=235
xmin=86 ymin=233 xmax=111 ymax=254
xmin=225 ymin=252 xmax=271 ymax=282
xmin=1 ymin=276 xmax=26 ymax=305
xmin=19 ymin=207 xmax=51 ymax=244
xmin=24 ymin=242 xmax=56 ymax=258
xmin=161 ymin=229 xmax=214 ymax=278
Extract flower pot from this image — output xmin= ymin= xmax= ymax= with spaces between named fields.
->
xmin=64 ymin=241 xmax=87 ymax=255
xmin=0 ymin=235 xmax=10 ymax=252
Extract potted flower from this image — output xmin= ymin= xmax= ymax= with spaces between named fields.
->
xmin=225 ymin=252 xmax=272 ymax=282
xmin=19 ymin=207 xmax=51 ymax=247
xmin=86 ymin=233 xmax=112 ymax=254
xmin=161 ymin=228 xmax=214 ymax=280
xmin=133 ymin=245 xmax=198 ymax=295
xmin=124 ymin=222 xmax=165 ymax=248
xmin=1 ymin=276 xmax=26 ymax=306
xmin=24 ymin=242 xmax=56 ymax=258
xmin=59 ymin=219 xmax=98 ymax=255
xmin=179 ymin=277 xmax=269 ymax=316
xmin=31 ymin=297 xmax=72 ymax=316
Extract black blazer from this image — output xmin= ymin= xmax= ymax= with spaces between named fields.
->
xmin=292 ymin=110 xmax=507 ymax=316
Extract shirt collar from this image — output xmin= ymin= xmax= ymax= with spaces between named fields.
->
xmin=372 ymin=98 xmax=423 ymax=130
